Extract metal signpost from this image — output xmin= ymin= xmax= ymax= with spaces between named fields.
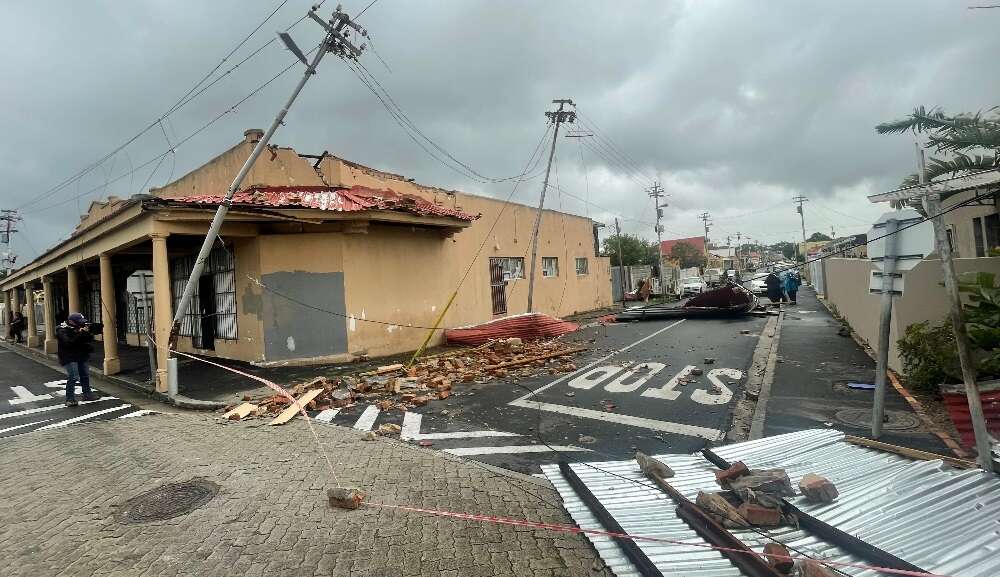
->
xmin=866 ymin=209 xmax=934 ymax=437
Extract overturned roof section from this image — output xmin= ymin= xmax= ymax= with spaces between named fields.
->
xmin=661 ymin=236 xmax=706 ymax=256
xmin=166 ymin=185 xmax=480 ymax=222
xmin=543 ymin=429 xmax=1000 ymax=577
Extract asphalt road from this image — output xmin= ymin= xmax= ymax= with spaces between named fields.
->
xmin=0 ymin=347 xmax=155 ymax=438
xmin=313 ymin=314 xmax=767 ymax=474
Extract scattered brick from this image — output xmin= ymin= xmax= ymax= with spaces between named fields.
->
xmin=799 ymin=473 xmax=839 ymax=503
xmin=736 ymin=502 xmax=782 ymax=526
xmin=763 ymin=543 xmax=793 ymax=574
xmin=714 ymin=461 xmax=749 ymax=487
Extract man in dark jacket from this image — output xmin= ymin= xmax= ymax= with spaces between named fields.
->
xmin=764 ymin=272 xmax=784 ymax=306
xmin=57 ymin=312 xmax=98 ymax=407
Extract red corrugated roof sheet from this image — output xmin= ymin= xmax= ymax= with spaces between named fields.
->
xmin=169 ymin=185 xmax=479 ymax=221
xmin=444 ymin=313 xmax=579 ymax=345
xmin=660 ymin=236 xmax=706 ymax=255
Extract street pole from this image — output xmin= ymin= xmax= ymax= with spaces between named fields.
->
xmin=735 ymin=232 xmax=742 ymax=275
xmin=169 ymin=7 xmax=365 ymax=355
xmin=526 ymin=99 xmax=575 ymax=312
xmin=793 ymin=195 xmax=808 ymax=260
xmin=699 ymin=212 xmax=711 ymax=266
xmin=614 ymin=217 xmax=626 ymax=308
xmin=648 ymin=182 xmax=665 ymax=288
xmin=917 ymin=148 xmax=994 ymax=471
xmin=872 ymin=217 xmax=898 ymax=438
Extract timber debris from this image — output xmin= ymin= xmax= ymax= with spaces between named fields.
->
xmin=219 ymin=338 xmax=585 ymax=428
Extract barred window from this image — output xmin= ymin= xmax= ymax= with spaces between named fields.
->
xmin=575 ymin=257 xmax=589 ymax=275
xmin=542 ymin=257 xmax=559 ymax=278
xmin=497 ymin=257 xmax=525 ymax=280
xmin=170 ymin=245 xmax=237 ymax=345
xmin=81 ymin=279 xmax=101 ymax=324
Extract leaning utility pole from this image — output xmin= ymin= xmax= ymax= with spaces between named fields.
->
xmin=793 ymin=195 xmax=808 ymax=259
xmin=698 ymin=212 xmax=711 ymax=265
xmin=526 ymin=99 xmax=575 ymax=312
xmin=169 ymin=6 xmax=366 ymax=367
xmin=735 ymin=232 xmax=742 ymax=274
xmin=614 ymin=217 xmax=626 ymax=309
xmin=648 ymin=182 xmax=665 ymax=269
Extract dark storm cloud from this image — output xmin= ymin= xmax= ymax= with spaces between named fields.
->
xmin=3 ymin=0 xmax=999 ymax=259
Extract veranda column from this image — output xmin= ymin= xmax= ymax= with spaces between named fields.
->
xmin=66 ymin=265 xmax=81 ymax=313
xmin=42 ymin=276 xmax=57 ymax=353
xmin=151 ymin=234 xmax=172 ymax=392
xmin=24 ymin=281 xmax=40 ymax=347
xmin=99 ymin=253 xmax=120 ymax=375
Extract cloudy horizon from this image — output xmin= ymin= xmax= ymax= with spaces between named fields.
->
xmin=3 ymin=0 xmax=999 ymax=262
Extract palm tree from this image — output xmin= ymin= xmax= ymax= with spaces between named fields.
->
xmin=876 ymin=106 xmax=1000 ymax=186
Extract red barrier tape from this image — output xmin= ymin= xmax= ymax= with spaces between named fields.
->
xmin=161 ymin=343 xmax=953 ymax=577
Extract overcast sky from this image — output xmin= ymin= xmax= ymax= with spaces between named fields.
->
xmin=3 ymin=0 xmax=999 ymax=261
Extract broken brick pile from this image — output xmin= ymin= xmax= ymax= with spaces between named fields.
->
xmin=696 ymin=461 xmax=839 ymax=533
xmin=220 ymin=338 xmax=585 ymax=427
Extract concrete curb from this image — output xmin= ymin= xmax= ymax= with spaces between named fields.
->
xmin=0 ymin=340 xmax=223 ymax=411
xmin=748 ymin=310 xmax=784 ymax=440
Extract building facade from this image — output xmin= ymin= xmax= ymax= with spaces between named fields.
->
xmin=1 ymin=129 xmax=611 ymax=391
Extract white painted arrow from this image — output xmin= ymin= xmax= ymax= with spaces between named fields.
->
xmin=400 ymin=412 xmax=521 ymax=441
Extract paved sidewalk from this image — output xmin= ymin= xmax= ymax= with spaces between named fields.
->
xmin=0 ymin=412 xmax=609 ymax=577
xmin=761 ymin=286 xmax=951 ymax=454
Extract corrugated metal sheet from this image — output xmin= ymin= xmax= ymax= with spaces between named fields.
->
xmin=169 ymin=185 xmax=479 ymax=221
xmin=542 ymin=429 xmax=1000 ymax=577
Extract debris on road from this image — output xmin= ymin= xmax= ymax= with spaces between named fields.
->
xmin=635 ymin=451 xmax=674 ymax=479
xmin=444 ymin=312 xmax=579 ymax=345
xmin=221 ymin=338 xmax=587 ymax=430
xmin=798 ymin=473 xmax=839 ymax=503
xmin=615 ymin=282 xmax=759 ymax=321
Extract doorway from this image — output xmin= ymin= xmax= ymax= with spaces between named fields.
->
xmin=198 ymin=275 xmax=216 ymax=351
xmin=488 ymin=258 xmax=507 ymax=316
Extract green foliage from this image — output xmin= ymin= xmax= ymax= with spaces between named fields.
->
xmin=898 ymin=271 xmax=1000 ymax=391
xmin=670 ymin=241 xmax=703 ymax=268
xmin=897 ymin=321 xmax=962 ymax=392
xmin=602 ymin=233 xmax=657 ymax=267
xmin=769 ymin=241 xmax=795 ymax=259
xmin=807 ymin=232 xmax=832 ymax=242
xmin=876 ymin=106 xmax=1000 ymax=186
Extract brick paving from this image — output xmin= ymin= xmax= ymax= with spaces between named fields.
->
xmin=0 ymin=412 xmax=611 ymax=577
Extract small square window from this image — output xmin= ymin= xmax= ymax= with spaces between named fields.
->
xmin=575 ymin=257 xmax=589 ymax=275
xmin=499 ymin=257 xmax=525 ymax=279
xmin=542 ymin=257 xmax=559 ymax=278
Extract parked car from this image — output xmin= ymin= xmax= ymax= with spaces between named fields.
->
xmin=679 ymin=276 xmax=708 ymax=296
xmin=704 ymin=268 xmax=722 ymax=286
xmin=744 ymin=275 xmax=768 ymax=294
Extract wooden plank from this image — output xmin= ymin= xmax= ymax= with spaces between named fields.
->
xmin=844 ymin=435 xmax=978 ymax=469
xmin=375 ymin=363 xmax=405 ymax=375
xmin=268 ymin=389 xmax=324 ymax=426
xmin=222 ymin=402 xmax=257 ymax=421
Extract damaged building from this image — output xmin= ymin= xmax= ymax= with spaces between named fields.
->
xmin=1 ymin=129 xmax=612 ymax=391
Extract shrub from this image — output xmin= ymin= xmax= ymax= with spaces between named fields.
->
xmin=897 ymin=321 xmax=961 ymax=393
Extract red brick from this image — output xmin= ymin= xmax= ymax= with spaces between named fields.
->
xmin=799 ymin=473 xmax=839 ymax=503
xmin=800 ymin=560 xmax=839 ymax=577
xmin=763 ymin=543 xmax=793 ymax=574
xmin=714 ymin=461 xmax=749 ymax=487
xmin=736 ymin=502 xmax=782 ymax=526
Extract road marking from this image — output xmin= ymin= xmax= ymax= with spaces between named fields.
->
xmin=316 ymin=408 xmax=339 ymax=423
xmin=0 ymin=396 xmax=117 ymax=420
xmin=691 ymin=368 xmax=741 ymax=405
xmin=36 ymin=405 xmax=131 ymax=431
xmin=400 ymin=412 xmax=520 ymax=441
xmin=511 ymin=319 xmax=686 ymax=403
xmin=117 ymin=410 xmax=155 ymax=419
xmin=603 ymin=362 xmax=668 ymax=393
xmin=0 ymin=419 xmax=52 ymax=434
xmin=7 ymin=386 xmax=54 ymax=405
xmin=640 ymin=365 xmax=696 ymax=401
xmin=352 ymin=405 xmax=380 ymax=431
xmin=508 ymin=399 xmax=724 ymax=440
xmin=444 ymin=444 xmax=591 ymax=456
xmin=43 ymin=380 xmax=68 ymax=388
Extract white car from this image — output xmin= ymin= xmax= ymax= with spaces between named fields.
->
xmin=744 ymin=276 xmax=768 ymax=294
xmin=679 ymin=276 xmax=708 ymax=296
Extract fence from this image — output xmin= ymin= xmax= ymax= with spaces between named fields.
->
xmin=821 ymin=256 xmax=1000 ymax=373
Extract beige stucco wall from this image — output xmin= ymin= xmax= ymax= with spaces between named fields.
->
xmin=823 ymin=256 xmax=1000 ymax=373
xmin=942 ymin=189 xmax=999 ymax=258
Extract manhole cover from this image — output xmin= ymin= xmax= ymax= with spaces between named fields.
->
xmin=117 ymin=479 xmax=218 ymax=524
xmin=833 ymin=408 xmax=921 ymax=431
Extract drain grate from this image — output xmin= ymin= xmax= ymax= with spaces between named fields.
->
xmin=834 ymin=408 xmax=921 ymax=431
xmin=117 ymin=479 xmax=219 ymax=524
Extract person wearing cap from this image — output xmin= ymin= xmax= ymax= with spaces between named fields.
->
xmin=57 ymin=312 xmax=98 ymax=407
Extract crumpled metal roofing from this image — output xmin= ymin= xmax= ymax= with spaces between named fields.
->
xmin=169 ymin=185 xmax=479 ymax=221
xmin=542 ymin=429 xmax=1000 ymax=577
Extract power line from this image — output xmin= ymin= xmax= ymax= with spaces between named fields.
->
xmin=16 ymin=1 xmax=308 ymax=212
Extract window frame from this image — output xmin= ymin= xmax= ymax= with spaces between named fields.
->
xmin=542 ymin=257 xmax=559 ymax=278
xmin=498 ymin=257 xmax=525 ymax=280
xmin=575 ymin=257 xmax=589 ymax=276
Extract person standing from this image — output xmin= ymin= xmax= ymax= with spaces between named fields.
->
xmin=10 ymin=311 xmax=25 ymax=343
xmin=56 ymin=313 xmax=98 ymax=407
xmin=784 ymin=271 xmax=802 ymax=305
xmin=764 ymin=272 xmax=784 ymax=306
